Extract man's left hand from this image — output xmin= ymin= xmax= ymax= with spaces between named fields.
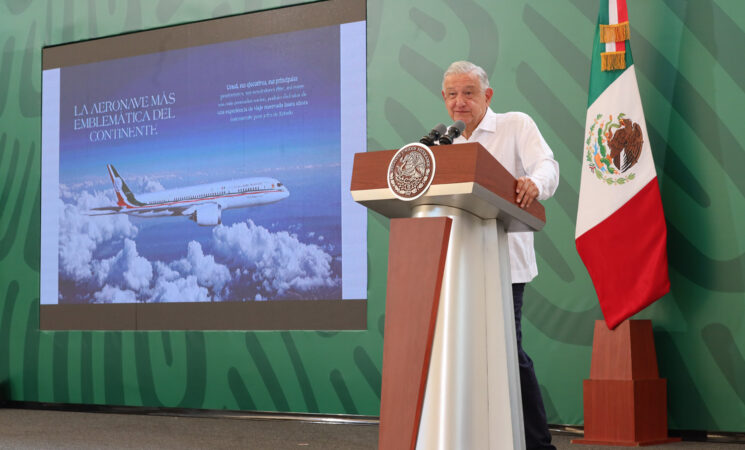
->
xmin=516 ymin=177 xmax=539 ymax=209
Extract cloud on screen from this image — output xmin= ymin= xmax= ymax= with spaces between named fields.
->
xmin=58 ymin=187 xmax=339 ymax=303
xmin=212 ymin=220 xmax=338 ymax=297
xmin=170 ymin=241 xmax=231 ymax=300
xmin=58 ymin=188 xmax=138 ymax=282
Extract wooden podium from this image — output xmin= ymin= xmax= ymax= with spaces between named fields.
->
xmin=351 ymin=143 xmax=546 ymax=450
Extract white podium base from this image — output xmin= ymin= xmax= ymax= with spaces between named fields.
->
xmin=413 ymin=204 xmax=525 ymax=450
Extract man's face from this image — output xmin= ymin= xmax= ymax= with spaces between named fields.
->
xmin=441 ymin=72 xmax=493 ymax=137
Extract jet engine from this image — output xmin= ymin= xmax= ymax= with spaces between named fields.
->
xmin=190 ymin=203 xmax=222 ymax=226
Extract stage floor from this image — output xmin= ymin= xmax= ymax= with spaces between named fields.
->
xmin=0 ymin=409 xmax=737 ymax=449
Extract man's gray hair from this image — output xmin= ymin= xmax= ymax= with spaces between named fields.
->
xmin=442 ymin=61 xmax=490 ymax=92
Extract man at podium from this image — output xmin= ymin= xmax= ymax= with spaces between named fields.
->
xmin=441 ymin=60 xmax=560 ymax=450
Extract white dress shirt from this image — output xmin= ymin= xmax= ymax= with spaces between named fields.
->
xmin=453 ymin=108 xmax=559 ymax=283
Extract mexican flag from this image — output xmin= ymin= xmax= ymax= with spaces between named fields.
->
xmin=575 ymin=0 xmax=670 ymax=330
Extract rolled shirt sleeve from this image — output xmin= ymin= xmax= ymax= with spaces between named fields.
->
xmin=517 ymin=113 xmax=559 ymax=201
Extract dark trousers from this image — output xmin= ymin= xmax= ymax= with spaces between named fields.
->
xmin=512 ymin=283 xmax=555 ymax=450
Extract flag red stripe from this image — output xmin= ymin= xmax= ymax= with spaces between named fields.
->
xmin=617 ymin=0 xmax=628 ymax=23
xmin=617 ymin=0 xmax=628 ymax=52
xmin=575 ymin=178 xmax=670 ymax=329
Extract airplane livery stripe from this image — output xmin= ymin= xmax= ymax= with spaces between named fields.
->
xmin=123 ymin=189 xmax=285 ymax=210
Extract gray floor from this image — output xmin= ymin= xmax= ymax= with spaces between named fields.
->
xmin=0 ymin=409 xmax=739 ymax=449
xmin=550 ymin=432 xmax=742 ymax=450
xmin=0 ymin=409 xmax=376 ymax=450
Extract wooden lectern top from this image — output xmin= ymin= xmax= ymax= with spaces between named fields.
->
xmin=351 ymin=142 xmax=546 ymax=232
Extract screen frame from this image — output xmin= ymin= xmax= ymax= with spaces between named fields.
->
xmin=40 ymin=0 xmax=367 ymax=331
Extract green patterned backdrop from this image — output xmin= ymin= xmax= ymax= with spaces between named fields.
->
xmin=0 ymin=0 xmax=743 ymax=432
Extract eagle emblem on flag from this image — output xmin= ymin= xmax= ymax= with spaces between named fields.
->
xmin=585 ymin=112 xmax=641 ymax=185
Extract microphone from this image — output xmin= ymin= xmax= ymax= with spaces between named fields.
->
xmin=438 ymin=120 xmax=466 ymax=145
xmin=419 ymin=123 xmax=447 ymax=146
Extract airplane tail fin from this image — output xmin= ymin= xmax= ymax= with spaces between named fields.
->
xmin=106 ymin=164 xmax=145 ymax=207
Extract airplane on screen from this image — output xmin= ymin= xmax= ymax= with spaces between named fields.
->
xmin=89 ymin=164 xmax=290 ymax=226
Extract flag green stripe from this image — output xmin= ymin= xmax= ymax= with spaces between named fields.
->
xmin=587 ymin=0 xmax=636 ymax=106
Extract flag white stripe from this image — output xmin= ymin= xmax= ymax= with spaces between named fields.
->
xmin=605 ymin=0 xmax=619 ymax=53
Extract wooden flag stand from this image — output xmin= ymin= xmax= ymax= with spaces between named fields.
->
xmin=572 ymin=320 xmax=681 ymax=447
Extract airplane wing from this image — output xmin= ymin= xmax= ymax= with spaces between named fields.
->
xmin=86 ymin=206 xmax=123 ymax=216
xmin=133 ymin=205 xmax=192 ymax=216
xmin=86 ymin=204 xmax=191 ymax=217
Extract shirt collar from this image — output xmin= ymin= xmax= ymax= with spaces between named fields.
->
xmin=453 ymin=107 xmax=497 ymax=144
xmin=473 ymin=107 xmax=497 ymax=134
xmin=456 ymin=107 xmax=496 ymax=143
